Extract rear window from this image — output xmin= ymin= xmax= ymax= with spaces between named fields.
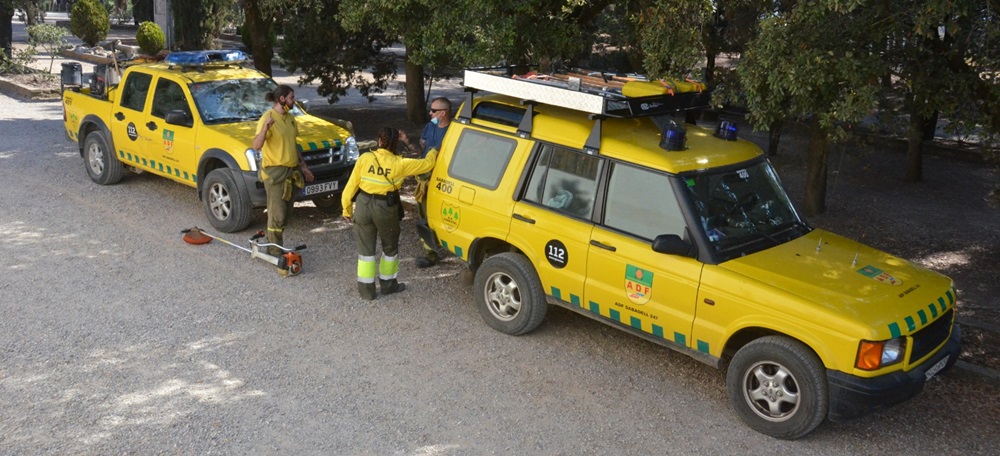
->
xmin=448 ymin=129 xmax=517 ymax=190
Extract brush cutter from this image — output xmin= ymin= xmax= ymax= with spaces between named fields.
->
xmin=181 ymin=227 xmax=306 ymax=276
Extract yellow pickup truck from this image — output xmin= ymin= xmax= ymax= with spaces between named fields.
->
xmin=61 ymin=50 xmax=359 ymax=232
xmin=420 ymin=69 xmax=961 ymax=439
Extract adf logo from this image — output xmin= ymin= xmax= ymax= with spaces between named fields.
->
xmin=162 ymin=129 xmax=175 ymax=153
xmin=857 ymin=265 xmax=903 ymax=286
xmin=441 ymin=203 xmax=460 ymax=232
xmin=625 ymin=264 xmax=653 ymax=305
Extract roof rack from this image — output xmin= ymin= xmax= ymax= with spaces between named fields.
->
xmin=164 ymin=50 xmax=248 ymax=72
xmin=457 ymin=67 xmax=711 ymax=153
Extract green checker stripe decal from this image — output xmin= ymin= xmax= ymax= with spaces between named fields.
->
xmin=577 ymin=299 xmax=693 ymax=350
xmin=119 ymin=150 xmax=195 ymax=183
xmin=887 ymin=288 xmax=955 ymax=337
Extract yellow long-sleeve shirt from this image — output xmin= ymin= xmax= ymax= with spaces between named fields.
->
xmin=341 ymin=148 xmax=438 ymax=217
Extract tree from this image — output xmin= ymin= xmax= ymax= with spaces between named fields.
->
xmin=171 ymin=0 xmax=232 ymax=50
xmin=735 ymin=3 xmax=882 ymax=215
xmin=27 ymin=23 xmax=67 ymax=73
xmin=70 ymin=0 xmax=110 ymax=47
xmin=277 ymin=0 xmax=396 ymax=108
xmin=1 ymin=0 xmax=15 ymax=61
xmin=339 ymin=0 xmax=611 ymax=122
xmin=238 ymin=0 xmax=287 ymax=77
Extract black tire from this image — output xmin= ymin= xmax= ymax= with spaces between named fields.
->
xmin=83 ymin=131 xmax=125 ymax=185
xmin=202 ymin=168 xmax=252 ymax=233
xmin=726 ymin=335 xmax=828 ymax=440
xmin=311 ymin=194 xmax=343 ymax=214
xmin=473 ymin=252 xmax=547 ymax=336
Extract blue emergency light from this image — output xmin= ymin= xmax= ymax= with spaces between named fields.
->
xmin=165 ymin=50 xmax=247 ymax=66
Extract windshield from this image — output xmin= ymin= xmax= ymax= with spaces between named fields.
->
xmin=189 ymin=78 xmax=305 ymax=124
xmin=684 ymin=160 xmax=809 ymax=259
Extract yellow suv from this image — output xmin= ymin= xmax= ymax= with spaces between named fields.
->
xmin=420 ymin=69 xmax=960 ymax=439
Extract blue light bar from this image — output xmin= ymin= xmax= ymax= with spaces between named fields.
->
xmin=165 ymin=50 xmax=247 ymax=66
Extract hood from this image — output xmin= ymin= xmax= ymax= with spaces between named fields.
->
xmin=203 ymin=114 xmax=351 ymax=152
xmin=720 ymin=229 xmax=955 ymax=337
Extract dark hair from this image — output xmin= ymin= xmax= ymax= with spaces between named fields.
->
xmin=377 ymin=127 xmax=400 ymax=153
xmin=265 ymin=84 xmax=294 ymax=103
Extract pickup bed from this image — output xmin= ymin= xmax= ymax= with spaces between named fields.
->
xmin=61 ymin=50 xmax=359 ymax=232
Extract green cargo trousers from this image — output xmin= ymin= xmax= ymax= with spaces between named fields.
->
xmin=260 ymin=166 xmax=300 ymax=255
xmin=353 ymin=192 xmax=402 ymax=299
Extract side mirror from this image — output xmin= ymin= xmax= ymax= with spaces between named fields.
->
xmin=298 ymin=99 xmax=310 ymax=113
xmin=165 ymin=110 xmax=192 ymax=127
xmin=651 ymin=234 xmax=695 ymax=257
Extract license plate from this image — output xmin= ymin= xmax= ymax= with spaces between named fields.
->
xmin=303 ymin=181 xmax=338 ymax=196
xmin=925 ymin=355 xmax=949 ymax=380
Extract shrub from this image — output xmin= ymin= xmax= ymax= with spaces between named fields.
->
xmin=136 ymin=21 xmax=166 ymax=56
xmin=27 ymin=24 xmax=69 ymax=73
xmin=70 ymin=0 xmax=111 ymax=48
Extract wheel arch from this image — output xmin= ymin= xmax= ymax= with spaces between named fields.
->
xmin=722 ymin=326 xmax=829 ymax=370
xmin=197 ymin=148 xmax=244 ymax=201
xmin=78 ymin=115 xmax=114 ymax=157
xmin=467 ymin=236 xmax=523 ymax=272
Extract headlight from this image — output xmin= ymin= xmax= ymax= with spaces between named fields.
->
xmin=345 ymin=136 xmax=360 ymax=162
xmin=856 ymin=337 xmax=906 ymax=370
xmin=245 ymin=148 xmax=260 ymax=172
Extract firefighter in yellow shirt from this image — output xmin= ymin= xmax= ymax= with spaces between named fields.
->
xmin=253 ymin=85 xmax=313 ymax=273
xmin=341 ymin=127 xmax=438 ymax=300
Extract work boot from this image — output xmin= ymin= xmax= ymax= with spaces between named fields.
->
xmin=415 ymin=256 xmax=437 ymax=269
xmin=379 ymin=279 xmax=406 ymax=295
xmin=358 ymin=282 xmax=376 ymax=300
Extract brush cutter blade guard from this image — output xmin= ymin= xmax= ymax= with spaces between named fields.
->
xmin=182 ymin=227 xmax=213 ymax=245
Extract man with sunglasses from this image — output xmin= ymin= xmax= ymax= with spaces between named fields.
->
xmin=401 ymin=97 xmax=452 ymax=268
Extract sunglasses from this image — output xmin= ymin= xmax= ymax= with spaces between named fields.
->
xmin=429 ymin=108 xmax=447 ymax=113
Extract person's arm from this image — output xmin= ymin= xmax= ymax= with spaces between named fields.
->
xmin=296 ymin=148 xmax=314 ymax=182
xmin=399 ymin=149 xmax=438 ymax=177
xmin=253 ymin=114 xmax=273 ymax=151
xmin=399 ymin=130 xmax=422 ymax=157
xmin=341 ymin=154 xmax=366 ymax=220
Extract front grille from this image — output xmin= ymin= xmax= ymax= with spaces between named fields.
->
xmin=302 ymin=146 xmax=345 ymax=167
xmin=910 ymin=309 xmax=954 ymax=363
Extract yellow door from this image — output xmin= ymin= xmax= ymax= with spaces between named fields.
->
xmin=506 ymin=143 xmax=604 ymax=306
xmin=584 ymin=162 xmax=701 ymax=350
xmin=143 ymin=76 xmax=198 ymax=185
xmin=110 ymin=71 xmax=153 ymax=163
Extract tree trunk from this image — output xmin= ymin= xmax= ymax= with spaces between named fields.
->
xmin=404 ymin=49 xmax=426 ymax=125
xmin=803 ymin=118 xmax=829 ymax=216
xmin=242 ymin=0 xmax=273 ymax=77
xmin=920 ymin=109 xmax=938 ymax=141
xmin=905 ymin=111 xmax=924 ymax=182
xmin=767 ymin=119 xmax=783 ymax=156
xmin=1 ymin=7 xmax=13 ymax=60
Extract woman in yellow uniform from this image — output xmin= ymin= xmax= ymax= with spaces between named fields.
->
xmin=253 ymin=85 xmax=313 ymax=274
xmin=341 ymin=127 xmax=438 ymax=299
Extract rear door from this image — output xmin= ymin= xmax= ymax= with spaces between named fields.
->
xmin=110 ymin=71 xmax=153 ymax=164
xmin=507 ymin=143 xmax=604 ymax=307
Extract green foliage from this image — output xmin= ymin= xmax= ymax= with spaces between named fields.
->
xmin=171 ymin=0 xmax=235 ymax=50
xmin=70 ymin=0 xmax=110 ymax=47
xmin=135 ymin=21 xmax=165 ymax=55
xmin=636 ymin=0 xmax=712 ymax=79
xmin=27 ymin=23 xmax=67 ymax=73
xmin=0 ymin=47 xmax=37 ymax=75
xmin=279 ymin=0 xmax=396 ymax=103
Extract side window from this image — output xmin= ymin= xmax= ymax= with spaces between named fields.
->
xmin=448 ymin=129 xmax=517 ymax=190
xmin=604 ymin=163 xmax=686 ymax=240
xmin=150 ymin=78 xmax=191 ymax=120
xmin=119 ymin=72 xmax=152 ymax=112
xmin=523 ymin=144 xmax=603 ymax=219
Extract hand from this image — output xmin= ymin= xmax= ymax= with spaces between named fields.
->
xmin=265 ymin=116 xmax=275 ymax=128
xmin=302 ymin=167 xmax=314 ymax=182
xmin=398 ymin=130 xmax=410 ymax=144
xmin=343 ymin=215 xmax=352 ymax=223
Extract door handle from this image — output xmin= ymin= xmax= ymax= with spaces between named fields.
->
xmin=512 ymin=213 xmax=535 ymax=224
xmin=590 ymin=239 xmax=616 ymax=252
xmin=146 ymin=121 xmax=157 ymax=131
xmin=114 ymin=112 xmax=125 ymax=121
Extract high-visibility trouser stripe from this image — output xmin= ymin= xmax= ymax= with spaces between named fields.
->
xmin=268 ymin=227 xmax=283 ymax=233
xmin=378 ymin=254 xmax=399 ymax=280
xmin=357 ymin=255 xmax=376 ymax=283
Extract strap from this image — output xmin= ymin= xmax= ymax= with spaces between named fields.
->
xmin=372 ymin=153 xmax=399 ymax=192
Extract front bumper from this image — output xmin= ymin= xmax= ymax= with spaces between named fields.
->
xmin=827 ymin=325 xmax=961 ymax=422
xmin=239 ymin=166 xmax=353 ymax=208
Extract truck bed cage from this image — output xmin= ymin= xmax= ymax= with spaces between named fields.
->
xmin=457 ymin=68 xmax=711 ymax=153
